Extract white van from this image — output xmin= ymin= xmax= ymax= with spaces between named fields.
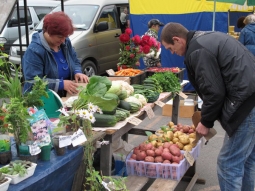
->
xmin=9 ymin=0 xmax=129 ymax=76
xmin=0 ymin=0 xmax=59 ymax=53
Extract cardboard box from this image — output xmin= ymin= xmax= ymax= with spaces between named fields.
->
xmin=107 ymin=76 xmax=130 ymax=84
xmin=162 ymin=100 xmax=197 ymax=118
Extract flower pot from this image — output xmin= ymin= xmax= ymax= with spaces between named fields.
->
xmin=18 ymin=145 xmax=39 ymax=163
xmin=65 ymin=132 xmax=78 ymax=150
xmin=40 ymin=144 xmax=52 ymax=161
xmin=52 ymin=136 xmax=66 ymax=156
xmin=0 ymin=177 xmax=11 ymax=191
xmin=0 ymin=151 xmax=12 ymax=165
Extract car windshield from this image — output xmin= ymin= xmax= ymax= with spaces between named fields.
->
xmin=35 ymin=4 xmax=99 ymax=30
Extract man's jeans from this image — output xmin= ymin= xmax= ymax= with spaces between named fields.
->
xmin=217 ymin=107 xmax=255 ymax=191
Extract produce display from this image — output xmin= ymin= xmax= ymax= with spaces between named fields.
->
xmin=128 ymin=122 xmax=197 ymax=164
xmin=149 ymin=72 xmax=181 ymax=93
xmin=114 ymin=68 xmax=143 ymax=76
xmin=146 ymin=67 xmax=181 ymax=73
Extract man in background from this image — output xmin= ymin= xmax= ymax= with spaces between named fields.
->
xmin=120 ymin=7 xmax=127 ymax=33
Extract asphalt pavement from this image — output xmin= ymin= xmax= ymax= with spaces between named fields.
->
xmin=127 ymin=102 xmax=225 ymax=191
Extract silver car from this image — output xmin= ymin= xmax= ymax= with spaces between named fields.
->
xmin=9 ymin=0 xmax=129 ymax=76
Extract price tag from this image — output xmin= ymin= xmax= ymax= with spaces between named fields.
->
xmin=184 ymin=151 xmax=195 ymax=166
xmin=155 ymin=100 xmax=165 ymax=107
xmin=178 ymin=91 xmax=188 ymax=99
xmin=106 ymin=69 xmax=115 ymax=76
xmin=59 ymin=135 xmax=72 ymax=148
xmin=127 ymin=117 xmax=142 ymax=125
xmin=71 ymin=128 xmax=87 ymax=147
xmin=145 ymin=107 xmax=155 ymax=119
xmin=29 ymin=142 xmax=41 ymax=156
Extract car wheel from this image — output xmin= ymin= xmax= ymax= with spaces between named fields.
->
xmin=81 ymin=60 xmax=97 ymax=77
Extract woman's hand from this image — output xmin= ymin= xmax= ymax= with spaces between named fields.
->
xmin=74 ymin=73 xmax=89 ymax=83
xmin=63 ymin=80 xmax=79 ymax=95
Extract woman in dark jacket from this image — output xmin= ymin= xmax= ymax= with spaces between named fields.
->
xmin=239 ymin=14 xmax=255 ymax=56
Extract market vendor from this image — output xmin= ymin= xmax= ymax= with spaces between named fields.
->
xmin=143 ymin=19 xmax=164 ymax=68
xmin=22 ymin=11 xmax=89 ymax=97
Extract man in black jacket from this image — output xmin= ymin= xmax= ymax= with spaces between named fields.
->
xmin=161 ymin=22 xmax=255 ymax=191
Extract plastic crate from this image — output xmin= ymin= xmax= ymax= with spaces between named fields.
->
xmin=110 ymin=71 xmax=147 ymax=85
xmin=181 ymin=139 xmax=202 ymax=161
xmin=125 ymin=153 xmax=188 ymax=180
xmin=146 ymin=68 xmax=185 ymax=82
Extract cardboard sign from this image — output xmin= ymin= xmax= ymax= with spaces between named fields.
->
xmin=184 ymin=151 xmax=195 ymax=166
xmin=106 ymin=69 xmax=115 ymax=76
xmin=29 ymin=142 xmax=41 ymax=156
xmin=127 ymin=117 xmax=142 ymax=126
xmin=155 ymin=100 xmax=165 ymax=107
xmin=71 ymin=128 xmax=87 ymax=147
xmin=177 ymin=91 xmax=188 ymax=99
xmin=145 ymin=107 xmax=155 ymax=119
xmin=59 ymin=135 xmax=72 ymax=148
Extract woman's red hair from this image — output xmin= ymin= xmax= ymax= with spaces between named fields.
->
xmin=43 ymin=11 xmax=74 ymax=36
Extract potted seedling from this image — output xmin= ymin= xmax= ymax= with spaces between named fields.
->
xmin=0 ymin=65 xmax=49 ymax=160
xmin=0 ymin=160 xmax=37 ymax=184
xmin=0 ymin=172 xmax=11 ymax=191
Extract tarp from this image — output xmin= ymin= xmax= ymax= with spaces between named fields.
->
xmin=129 ymin=0 xmax=254 ymax=91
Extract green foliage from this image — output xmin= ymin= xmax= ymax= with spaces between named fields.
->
xmin=0 ymin=160 xmax=32 ymax=177
xmin=149 ymin=72 xmax=181 ymax=94
xmin=0 ymin=44 xmax=12 ymax=77
xmin=0 ymin=66 xmax=49 ymax=145
xmin=104 ymin=176 xmax=128 ymax=191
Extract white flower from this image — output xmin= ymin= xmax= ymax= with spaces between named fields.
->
xmin=88 ymin=113 xmax=96 ymax=123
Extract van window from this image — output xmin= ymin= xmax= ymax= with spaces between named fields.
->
xmin=34 ymin=7 xmax=56 ymax=20
xmin=97 ymin=6 xmax=117 ymax=30
xmin=8 ymin=7 xmax=32 ymax=27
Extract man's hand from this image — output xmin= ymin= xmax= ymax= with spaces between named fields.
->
xmin=196 ymin=122 xmax=209 ymax=136
xmin=74 ymin=73 xmax=89 ymax=83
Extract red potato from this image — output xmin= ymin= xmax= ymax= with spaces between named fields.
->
xmin=136 ymin=151 xmax=146 ymax=161
xmin=131 ymin=154 xmax=137 ymax=160
xmin=145 ymin=143 xmax=153 ymax=150
xmin=146 ymin=164 xmax=156 ymax=170
xmin=147 ymin=170 xmax=157 ymax=177
xmin=157 ymin=145 xmax=164 ymax=150
xmin=154 ymin=148 xmax=163 ymax=156
xmin=139 ymin=143 xmax=147 ymax=151
xmin=169 ymin=145 xmax=181 ymax=156
xmin=145 ymin=156 xmax=155 ymax=163
xmin=154 ymin=156 xmax=163 ymax=163
xmin=161 ymin=152 xmax=172 ymax=161
xmin=188 ymin=129 xmax=195 ymax=133
xmin=146 ymin=150 xmax=155 ymax=157
xmin=163 ymin=142 xmax=171 ymax=149
xmin=172 ymin=155 xmax=181 ymax=163
xmin=163 ymin=148 xmax=170 ymax=153
xmin=163 ymin=160 xmax=171 ymax=163
xmin=133 ymin=148 xmax=141 ymax=155
xmin=182 ymin=125 xmax=190 ymax=133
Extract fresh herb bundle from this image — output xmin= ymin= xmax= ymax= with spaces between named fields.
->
xmin=149 ymin=72 xmax=181 ymax=93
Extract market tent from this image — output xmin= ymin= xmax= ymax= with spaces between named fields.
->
xmin=129 ymin=0 xmax=252 ymax=91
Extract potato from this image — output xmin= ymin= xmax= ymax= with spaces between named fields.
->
xmin=172 ymin=155 xmax=181 ymax=163
xmin=146 ymin=150 xmax=155 ymax=157
xmin=168 ymin=121 xmax=174 ymax=127
xmin=183 ymin=144 xmax=193 ymax=151
xmin=155 ymin=148 xmax=163 ymax=156
xmin=172 ymin=137 xmax=179 ymax=144
xmin=179 ymin=135 xmax=190 ymax=145
xmin=169 ymin=145 xmax=181 ymax=156
xmin=148 ymin=134 xmax=158 ymax=141
xmin=189 ymin=133 xmax=196 ymax=139
xmin=182 ymin=125 xmax=190 ymax=133
xmin=175 ymin=142 xmax=184 ymax=150
xmin=154 ymin=156 xmax=163 ymax=163
xmin=131 ymin=154 xmax=137 ymax=160
xmin=163 ymin=142 xmax=171 ymax=149
xmin=161 ymin=152 xmax=172 ymax=161
xmin=137 ymin=151 xmax=146 ymax=161
xmin=144 ymin=156 xmax=154 ymax=163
